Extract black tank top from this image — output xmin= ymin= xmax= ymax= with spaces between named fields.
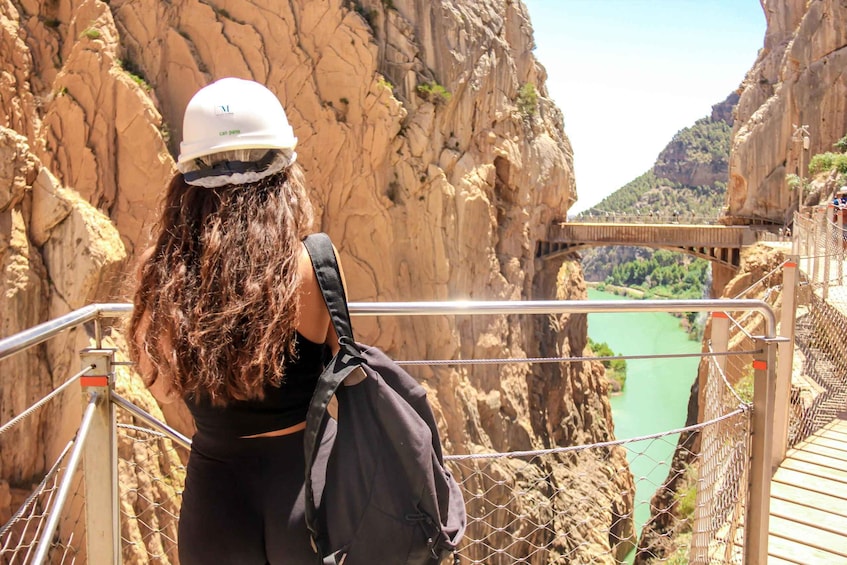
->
xmin=185 ymin=333 xmax=327 ymax=437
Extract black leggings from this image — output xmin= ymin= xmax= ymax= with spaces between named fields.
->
xmin=178 ymin=423 xmax=334 ymax=564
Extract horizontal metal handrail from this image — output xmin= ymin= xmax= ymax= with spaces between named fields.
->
xmin=0 ymin=300 xmax=777 ymax=364
xmin=351 ymin=299 xmax=777 ymax=337
xmin=0 ymin=303 xmax=131 ymax=362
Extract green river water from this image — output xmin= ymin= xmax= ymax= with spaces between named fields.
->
xmin=586 ymin=288 xmax=702 ymax=554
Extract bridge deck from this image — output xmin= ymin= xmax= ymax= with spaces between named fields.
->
xmin=547 ymin=222 xmax=758 ymax=248
xmin=540 ymin=222 xmax=761 ymax=268
xmin=768 ymin=418 xmax=847 ymax=563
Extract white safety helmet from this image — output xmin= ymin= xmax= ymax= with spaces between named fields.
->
xmin=177 ymin=77 xmax=297 ymax=187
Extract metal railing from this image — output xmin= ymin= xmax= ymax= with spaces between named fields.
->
xmin=790 ymin=207 xmax=847 ymax=446
xmin=0 ymin=299 xmax=781 ymax=564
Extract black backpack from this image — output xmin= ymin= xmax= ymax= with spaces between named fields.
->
xmin=303 ymin=233 xmax=466 ymax=565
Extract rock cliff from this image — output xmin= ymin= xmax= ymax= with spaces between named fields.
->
xmin=728 ymin=0 xmax=847 ymax=222
xmin=0 ymin=0 xmax=634 ymax=561
xmin=653 ymin=93 xmax=736 ymax=189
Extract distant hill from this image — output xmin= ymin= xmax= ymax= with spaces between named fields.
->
xmin=579 ymin=92 xmax=736 ymax=220
xmin=577 ymin=93 xmax=737 ymax=284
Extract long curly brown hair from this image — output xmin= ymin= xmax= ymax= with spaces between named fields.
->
xmin=128 ymin=164 xmax=314 ymax=405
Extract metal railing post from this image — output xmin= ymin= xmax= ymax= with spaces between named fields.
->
xmin=802 ymin=215 xmax=810 ymax=271
xmin=690 ymin=312 xmax=730 ymax=564
xmin=773 ymin=258 xmax=799 ymax=464
xmin=839 ymin=212 xmax=845 ymax=284
xmin=712 ymin=312 xmax=730 ymax=376
xmin=745 ymin=337 xmax=777 ymax=565
xmin=791 ymin=211 xmax=799 ymax=257
xmin=812 ymin=213 xmax=821 ymax=286
xmin=823 ymin=217 xmax=832 ymax=301
xmin=79 ymin=348 xmax=120 ymax=564
xmin=32 ymin=396 xmax=100 ymax=565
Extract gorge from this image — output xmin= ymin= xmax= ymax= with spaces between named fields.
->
xmin=1 ymin=0 xmax=847 ymax=562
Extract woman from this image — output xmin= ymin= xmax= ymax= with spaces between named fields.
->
xmin=129 ymin=77 xmax=341 ymax=563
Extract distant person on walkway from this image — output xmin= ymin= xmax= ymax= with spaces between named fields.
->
xmin=128 ymin=77 xmax=345 ymax=564
xmin=837 ymin=187 xmax=847 ymax=210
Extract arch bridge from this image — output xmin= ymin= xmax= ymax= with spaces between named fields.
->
xmin=537 ymin=221 xmax=764 ymax=269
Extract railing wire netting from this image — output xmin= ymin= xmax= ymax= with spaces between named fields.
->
xmin=0 ymin=441 xmax=86 ymax=565
xmin=791 ymin=209 xmax=847 ymax=446
xmin=115 ymin=421 xmax=186 ymax=565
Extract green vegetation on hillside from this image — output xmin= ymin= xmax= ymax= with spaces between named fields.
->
xmin=516 ymin=82 xmax=538 ymax=117
xmin=597 ymin=250 xmax=709 ymax=339
xmin=580 ymin=173 xmax=726 ymax=219
xmin=588 ymin=338 xmax=627 ymax=392
xmin=656 ymin=117 xmax=731 ymax=166
xmin=793 ymin=130 xmax=847 ymax=200
xmin=584 ymin=171 xmax=658 ymax=214
xmin=603 ymin=250 xmax=709 ymax=300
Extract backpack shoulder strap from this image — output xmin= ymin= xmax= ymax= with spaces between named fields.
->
xmin=302 ymin=233 xmax=362 ymax=558
xmin=302 ymin=233 xmax=354 ymax=342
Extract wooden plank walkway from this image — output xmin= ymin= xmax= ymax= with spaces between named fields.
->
xmin=769 ymin=418 xmax=847 ymax=563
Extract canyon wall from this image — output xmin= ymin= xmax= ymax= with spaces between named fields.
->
xmin=728 ymin=0 xmax=847 ymax=222
xmin=0 ymin=0 xmax=634 ymax=561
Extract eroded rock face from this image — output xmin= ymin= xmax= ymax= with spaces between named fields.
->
xmin=0 ymin=0 xmax=637 ymax=560
xmin=729 ymin=0 xmax=847 ymax=222
xmin=0 ymin=125 xmax=130 ymax=524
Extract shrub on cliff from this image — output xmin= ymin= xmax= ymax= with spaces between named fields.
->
xmin=416 ymin=81 xmax=451 ymax=104
xmin=516 ymin=82 xmax=538 ymax=117
xmin=808 ymin=152 xmax=847 ymax=176
xmin=589 ymin=338 xmax=627 ymax=392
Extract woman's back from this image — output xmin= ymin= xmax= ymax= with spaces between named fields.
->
xmin=129 ymin=77 xmax=341 ymax=564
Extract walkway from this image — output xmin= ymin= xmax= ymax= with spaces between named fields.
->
xmin=769 ymin=418 xmax=847 ymax=564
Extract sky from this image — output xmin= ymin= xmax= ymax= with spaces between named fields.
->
xmin=523 ymin=0 xmax=767 ymax=214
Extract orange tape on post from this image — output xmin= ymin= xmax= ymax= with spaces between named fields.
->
xmin=785 ymin=262 xmax=797 ymax=268
xmin=713 ymin=312 xmax=729 ymax=319
xmin=81 ymin=376 xmax=109 ymax=387
xmin=752 ymin=360 xmax=768 ymax=371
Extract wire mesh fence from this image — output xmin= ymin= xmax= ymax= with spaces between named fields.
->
xmin=104 ymin=344 xmax=754 ymax=565
xmin=447 ymin=392 xmax=751 ymax=563
xmin=437 ymin=336 xmax=757 ymax=564
xmin=0 ymin=441 xmax=86 ymax=565
xmin=115 ymin=422 xmax=186 ymax=565
xmin=0 ymin=364 xmax=90 ymax=565
xmin=791 ymin=209 xmax=847 ymax=446
xmin=689 ymin=352 xmax=751 ymax=565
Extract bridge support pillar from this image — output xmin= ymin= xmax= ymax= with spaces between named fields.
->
xmin=711 ymin=263 xmax=735 ymax=297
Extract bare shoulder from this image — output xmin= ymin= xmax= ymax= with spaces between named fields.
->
xmin=297 ymin=243 xmax=318 ymax=284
